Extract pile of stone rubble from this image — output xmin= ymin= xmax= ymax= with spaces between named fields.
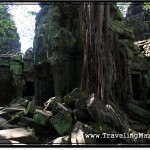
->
xmin=0 ymin=88 xmax=149 ymax=145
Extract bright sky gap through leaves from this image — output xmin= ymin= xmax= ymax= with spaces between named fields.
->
xmin=8 ymin=3 xmax=41 ymax=53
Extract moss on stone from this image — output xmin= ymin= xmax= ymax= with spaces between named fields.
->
xmin=128 ymin=103 xmax=150 ymax=119
xmin=64 ymin=88 xmax=88 ymax=107
xmin=44 ymin=97 xmax=62 ymax=112
xmin=26 ymin=100 xmax=36 ymax=114
xmin=33 ymin=109 xmax=53 ymax=126
xmin=12 ymin=110 xmax=26 ymax=120
xmin=50 ymin=109 xmax=73 ymax=135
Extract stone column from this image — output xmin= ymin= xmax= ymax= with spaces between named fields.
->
xmin=16 ymin=77 xmax=23 ymax=98
xmin=52 ymin=67 xmax=62 ymax=97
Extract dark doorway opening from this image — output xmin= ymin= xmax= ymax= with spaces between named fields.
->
xmin=42 ymin=79 xmax=55 ymax=103
xmin=0 ymin=80 xmax=16 ymax=106
xmin=131 ymin=74 xmax=141 ymax=100
xmin=38 ymin=78 xmax=55 ymax=107
xmin=48 ymin=80 xmax=55 ymax=99
xmin=26 ymin=81 xmax=34 ymax=96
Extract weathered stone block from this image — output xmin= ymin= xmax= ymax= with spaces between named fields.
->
xmin=33 ymin=109 xmax=53 ymax=126
xmin=50 ymin=109 xmax=73 ymax=136
xmin=71 ymin=122 xmax=85 ymax=145
xmin=0 ymin=128 xmax=36 ymax=144
xmin=52 ymin=135 xmax=70 ymax=144
xmin=8 ymin=110 xmax=27 ymax=124
xmin=64 ymin=88 xmax=84 ymax=107
xmin=9 ymin=98 xmax=30 ymax=108
xmin=73 ymin=89 xmax=90 ymax=120
xmin=0 ymin=117 xmax=17 ymax=130
xmin=87 ymin=95 xmax=130 ymax=133
xmin=87 ymin=95 xmax=111 ymax=123
xmin=44 ymin=99 xmax=70 ymax=116
xmin=2 ymin=107 xmax=25 ymax=115
xmin=71 ymin=121 xmax=96 ymax=144
xmin=25 ymin=100 xmax=36 ymax=114
xmin=44 ymin=97 xmax=61 ymax=112
xmin=128 ymin=103 xmax=150 ymax=121
xmin=12 ymin=110 xmax=26 ymax=120
xmin=0 ymin=111 xmax=11 ymax=120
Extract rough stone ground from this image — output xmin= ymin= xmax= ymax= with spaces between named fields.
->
xmin=0 ymin=88 xmax=149 ymax=145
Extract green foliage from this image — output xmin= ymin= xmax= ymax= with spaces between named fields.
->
xmin=0 ymin=3 xmax=19 ymax=52
xmin=143 ymin=2 xmax=150 ymax=10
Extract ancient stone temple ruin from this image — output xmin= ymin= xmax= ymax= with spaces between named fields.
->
xmin=23 ymin=48 xmax=34 ymax=97
xmin=33 ymin=3 xmax=83 ymax=106
xmin=0 ymin=52 xmax=35 ymax=106
xmin=0 ymin=22 xmax=22 ymax=105
xmin=32 ymin=2 xmax=150 ymax=109
xmin=0 ymin=2 xmax=150 ymax=145
xmin=0 ymin=53 xmax=22 ymax=105
xmin=126 ymin=2 xmax=150 ymax=102
xmin=0 ymin=42 xmax=34 ymax=106
xmin=126 ymin=2 xmax=150 ymax=41
xmin=126 ymin=2 xmax=150 ymax=57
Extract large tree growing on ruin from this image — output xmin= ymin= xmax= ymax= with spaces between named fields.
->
xmin=80 ymin=2 xmax=130 ymax=111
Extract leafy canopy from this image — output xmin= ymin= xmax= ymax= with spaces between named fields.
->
xmin=0 ymin=3 xmax=18 ymax=52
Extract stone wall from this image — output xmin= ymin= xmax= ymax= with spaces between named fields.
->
xmin=126 ymin=2 xmax=150 ymax=101
xmin=33 ymin=2 xmax=83 ymax=106
xmin=0 ymin=50 xmax=35 ymax=106
xmin=0 ymin=53 xmax=23 ymax=106
xmin=126 ymin=2 xmax=150 ymax=41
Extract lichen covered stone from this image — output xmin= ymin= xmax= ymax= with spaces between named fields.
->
xmin=44 ymin=97 xmax=62 ymax=111
xmin=33 ymin=109 xmax=53 ymax=126
xmin=64 ymin=88 xmax=86 ymax=107
xmin=50 ymin=109 xmax=73 ymax=136
xmin=26 ymin=100 xmax=36 ymax=114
